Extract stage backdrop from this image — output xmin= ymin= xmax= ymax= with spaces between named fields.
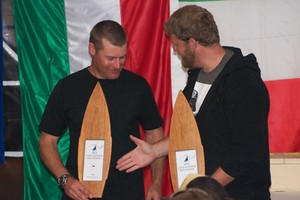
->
xmin=174 ymin=0 xmax=300 ymax=153
xmin=11 ymin=0 xmax=300 ymax=199
xmin=13 ymin=0 xmax=172 ymax=199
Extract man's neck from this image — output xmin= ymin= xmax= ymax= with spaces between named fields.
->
xmin=195 ymin=44 xmax=225 ymax=73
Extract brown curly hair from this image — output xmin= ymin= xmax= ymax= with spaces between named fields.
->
xmin=165 ymin=5 xmax=220 ymax=46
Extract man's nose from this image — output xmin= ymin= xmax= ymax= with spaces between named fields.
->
xmin=113 ymin=59 xmax=121 ymax=69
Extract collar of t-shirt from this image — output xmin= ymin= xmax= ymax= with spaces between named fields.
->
xmin=189 ymin=49 xmax=234 ymax=115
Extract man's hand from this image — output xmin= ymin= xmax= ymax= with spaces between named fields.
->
xmin=63 ymin=176 xmax=93 ymax=200
xmin=146 ymin=182 xmax=161 ymax=200
xmin=211 ymin=167 xmax=234 ymax=186
xmin=116 ymin=135 xmax=156 ymax=172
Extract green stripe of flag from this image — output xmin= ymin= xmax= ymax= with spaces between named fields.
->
xmin=13 ymin=0 xmax=70 ymax=199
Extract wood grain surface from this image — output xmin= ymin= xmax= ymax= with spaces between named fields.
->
xmin=78 ymin=82 xmax=111 ymax=197
xmin=168 ymin=91 xmax=205 ymax=191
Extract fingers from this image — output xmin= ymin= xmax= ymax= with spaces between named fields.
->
xmin=147 ymin=182 xmax=162 ymax=200
xmin=116 ymin=135 xmax=140 ymax=166
xmin=146 ymin=189 xmax=160 ymax=200
xmin=78 ymin=186 xmax=93 ymax=199
xmin=69 ymin=187 xmax=91 ymax=200
xmin=125 ymin=165 xmax=140 ymax=173
xmin=116 ymin=152 xmax=132 ymax=165
xmin=116 ymin=152 xmax=143 ymax=172
xmin=129 ymin=135 xmax=144 ymax=146
xmin=117 ymin=135 xmax=152 ymax=172
xmin=116 ymin=159 xmax=131 ymax=170
xmin=116 ymin=154 xmax=135 ymax=171
xmin=120 ymin=158 xmax=140 ymax=173
xmin=64 ymin=177 xmax=93 ymax=200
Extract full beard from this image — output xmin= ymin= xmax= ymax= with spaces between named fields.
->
xmin=181 ymin=48 xmax=195 ymax=69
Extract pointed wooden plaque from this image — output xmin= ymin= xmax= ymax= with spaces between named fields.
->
xmin=168 ymin=90 xmax=205 ymax=192
xmin=78 ymin=82 xmax=111 ymax=197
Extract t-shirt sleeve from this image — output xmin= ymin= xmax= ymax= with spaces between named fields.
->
xmin=138 ymin=80 xmax=163 ymax=130
xmin=39 ymin=80 xmax=67 ymax=136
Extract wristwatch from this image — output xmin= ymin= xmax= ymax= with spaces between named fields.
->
xmin=57 ymin=174 xmax=71 ymax=187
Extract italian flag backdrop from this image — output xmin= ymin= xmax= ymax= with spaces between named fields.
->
xmin=11 ymin=0 xmax=300 ymax=199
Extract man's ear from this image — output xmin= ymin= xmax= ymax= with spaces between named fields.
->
xmin=88 ymin=42 xmax=96 ymax=55
xmin=188 ymin=38 xmax=198 ymax=49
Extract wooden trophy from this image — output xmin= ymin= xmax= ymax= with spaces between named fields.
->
xmin=168 ymin=90 xmax=205 ymax=191
xmin=78 ymin=82 xmax=112 ymax=197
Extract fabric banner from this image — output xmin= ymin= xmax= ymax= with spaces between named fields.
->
xmin=13 ymin=0 xmax=70 ymax=199
xmin=14 ymin=0 xmax=172 ymax=199
xmin=65 ymin=0 xmax=173 ymax=197
xmin=120 ymin=0 xmax=173 ymax=194
xmin=173 ymin=0 xmax=300 ymax=153
xmin=0 ymin=1 xmax=5 ymax=164
xmin=12 ymin=0 xmax=300 ymax=199
xmin=265 ymin=79 xmax=300 ymax=152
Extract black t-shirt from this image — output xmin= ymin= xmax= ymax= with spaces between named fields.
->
xmin=39 ymin=68 xmax=163 ymax=200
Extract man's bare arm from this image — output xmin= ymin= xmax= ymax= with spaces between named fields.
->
xmin=39 ymin=132 xmax=68 ymax=178
xmin=39 ymin=132 xmax=92 ymax=200
xmin=145 ymin=127 xmax=166 ymax=200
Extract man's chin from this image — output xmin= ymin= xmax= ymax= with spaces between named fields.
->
xmin=108 ymin=74 xmax=121 ymax=80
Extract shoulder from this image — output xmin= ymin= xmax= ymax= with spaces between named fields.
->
xmin=120 ymin=69 xmax=150 ymax=87
xmin=121 ymin=69 xmax=146 ymax=80
xmin=52 ymin=68 xmax=95 ymax=95
xmin=62 ymin=68 xmax=88 ymax=82
xmin=218 ymin=49 xmax=268 ymax=96
xmin=117 ymin=69 xmax=154 ymax=98
xmin=221 ymin=47 xmax=261 ymax=84
xmin=56 ymin=68 xmax=90 ymax=86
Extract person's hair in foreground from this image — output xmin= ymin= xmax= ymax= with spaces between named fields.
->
xmin=170 ymin=188 xmax=210 ymax=200
xmin=89 ymin=20 xmax=127 ymax=51
xmin=186 ymin=176 xmax=231 ymax=200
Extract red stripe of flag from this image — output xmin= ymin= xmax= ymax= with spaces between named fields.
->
xmin=120 ymin=0 xmax=173 ymax=197
xmin=265 ymin=78 xmax=300 ymax=152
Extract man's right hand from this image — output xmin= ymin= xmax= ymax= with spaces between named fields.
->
xmin=63 ymin=177 xmax=93 ymax=200
xmin=116 ymin=135 xmax=156 ymax=173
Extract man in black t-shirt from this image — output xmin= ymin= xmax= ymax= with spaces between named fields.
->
xmin=39 ymin=20 xmax=165 ymax=200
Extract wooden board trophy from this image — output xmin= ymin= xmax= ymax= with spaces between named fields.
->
xmin=78 ymin=82 xmax=112 ymax=197
xmin=168 ymin=91 xmax=205 ymax=191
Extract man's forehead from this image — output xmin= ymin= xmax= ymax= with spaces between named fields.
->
xmin=101 ymin=38 xmax=126 ymax=48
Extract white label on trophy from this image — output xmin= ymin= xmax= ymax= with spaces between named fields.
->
xmin=175 ymin=149 xmax=198 ymax=188
xmin=83 ymin=140 xmax=105 ymax=181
